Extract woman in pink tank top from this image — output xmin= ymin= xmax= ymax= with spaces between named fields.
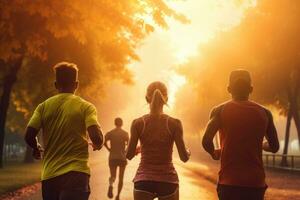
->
xmin=126 ymin=81 xmax=190 ymax=200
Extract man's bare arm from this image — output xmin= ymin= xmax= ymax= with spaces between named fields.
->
xmin=202 ymin=107 xmax=221 ymax=160
xmin=87 ymin=125 xmax=104 ymax=151
xmin=25 ymin=127 xmax=39 ymax=149
xmin=24 ymin=127 xmax=42 ymax=159
xmin=104 ymin=136 xmax=111 ymax=152
xmin=263 ymin=109 xmax=280 ymax=153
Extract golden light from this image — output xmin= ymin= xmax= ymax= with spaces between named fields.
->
xmin=165 ymin=71 xmax=187 ymax=109
xmin=101 ymin=0 xmax=258 ymax=128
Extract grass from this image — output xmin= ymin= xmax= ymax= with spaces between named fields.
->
xmin=0 ymin=161 xmax=41 ymax=195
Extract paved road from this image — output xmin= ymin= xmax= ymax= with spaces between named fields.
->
xmin=21 ymin=150 xmax=217 ymax=200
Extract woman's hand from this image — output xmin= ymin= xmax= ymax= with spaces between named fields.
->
xmin=186 ymin=148 xmax=191 ymax=157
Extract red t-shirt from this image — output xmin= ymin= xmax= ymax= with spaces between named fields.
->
xmin=215 ymin=100 xmax=268 ymax=187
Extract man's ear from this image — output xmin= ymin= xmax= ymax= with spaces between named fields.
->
xmin=145 ymin=96 xmax=150 ymax=103
xmin=54 ymin=81 xmax=58 ymax=90
xmin=227 ymin=86 xmax=232 ymax=94
xmin=74 ymin=81 xmax=79 ymax=90
xmin=249 ymin=86 xmax=253 ymax=94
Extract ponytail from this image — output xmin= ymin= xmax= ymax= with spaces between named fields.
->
xmin=146 ymin=81 xmax=168 ymax=114
xmin=150 ymin=89 xmax=167 ymax=114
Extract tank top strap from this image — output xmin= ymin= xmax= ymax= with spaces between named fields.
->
xmin=165 ymin=115 xmax=172 ymax=136
xmin=141 ymin=115 xmax=146 ymax=136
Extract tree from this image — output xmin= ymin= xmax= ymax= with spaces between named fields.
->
xmin=178 ymin=0 xmax=300 ymax=158
xmin=0 ymin=0 xmax=187 ymax=167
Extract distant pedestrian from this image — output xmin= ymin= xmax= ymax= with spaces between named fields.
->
xmin=202 ymin=69 xmax=280 ymax=200
xmin=104 ymin=117 xmax=129 ymax=200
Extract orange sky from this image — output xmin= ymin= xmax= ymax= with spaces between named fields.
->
xmin=98 ymin=0 xmax=256 ymax=132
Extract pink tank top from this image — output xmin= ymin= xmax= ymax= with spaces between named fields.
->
xmin=133 ymin=114 xmax=179 ymax=184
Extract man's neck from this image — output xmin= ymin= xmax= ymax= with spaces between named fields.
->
xmin=58 ymin=90 xmax=75 ymax=94
xmin=150 ymin=106 xmax=164 ymax=115
xmin=232 ymin=96 xmax=249 ymax=101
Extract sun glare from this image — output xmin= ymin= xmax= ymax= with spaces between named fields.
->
xmin=165 ymin=71 xmax=187 ymax=109
xmin=157 ymin=0 xmax=257 ymax=112
xmin=164 ymin=0 xmax=256 ymax=64
xmin=113 ymin=0 xmax=258 ymax=122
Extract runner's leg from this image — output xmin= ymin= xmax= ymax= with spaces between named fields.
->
xmin=115 ymin=164 xmax=126 ymax=199
xmin=108 ymin=160 xmax=117 ymax=198
xmin=109 ymin=161 xmax=117 ymax=185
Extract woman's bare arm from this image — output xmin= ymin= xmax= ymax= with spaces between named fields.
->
xmin=174 ymin=119 xmax=190 ymax=162
xmin=126 ymin=120 xmax=139 ymax=160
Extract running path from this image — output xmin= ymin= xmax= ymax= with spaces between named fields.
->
xmin=20 ymin=150 xmax=217 ymax=200
xmin=89 ymin=150 xmax=217 ymax=200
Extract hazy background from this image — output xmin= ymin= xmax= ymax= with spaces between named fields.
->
xmin=95 ymin=0 xmax=299 ymax=154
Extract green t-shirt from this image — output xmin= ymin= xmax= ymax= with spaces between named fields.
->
xmin=27 ymin=93 xmax=99 ymax=180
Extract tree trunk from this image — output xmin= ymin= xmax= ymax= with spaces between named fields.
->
xmin=0 ymin=58 xmax=23 ymax=168
xmin=293 ymin=108 xmax=300 ymax=146
xmin=291 ymin=84 xmax=300 ymax=147
xmin=290 ymin=68 xmax=300 ymax=148
xmin=281 ymin=108 xmax=292 ymax=166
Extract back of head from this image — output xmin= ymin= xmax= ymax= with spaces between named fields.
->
xmin=115 ymin=117 xmax=123 ymax=127
xmin=228 ymin=69 xmax=252 ymax=100
xmin=54 ymin=62 xmax=78 ymax=91
xmin=146 ymin=81 xmax=168 ymax=114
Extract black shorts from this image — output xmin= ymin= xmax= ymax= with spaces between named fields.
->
xmin=134 ymin=181 xmax=178 ymax=196
xmin=109 ymin=159 xmax=127 ymax=168
xmin=42 ymin=171 xmax=90 ymax=200
xmin=217 ymin=184 xmax=267 ymax=200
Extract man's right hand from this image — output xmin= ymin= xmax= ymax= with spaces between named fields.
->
xmin=211 ymin=149 xmax=221 ymax=160
xmin=89 ymin=142 xmax=102 ymax=151
xmin=32 ymin=145 xmax=43 ymax=160
xmin=87 ymin=125 xmax=104 ymax=151
xmin=135 ymin=146 xmax=141 ymax=155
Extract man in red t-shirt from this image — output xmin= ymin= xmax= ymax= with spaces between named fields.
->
xmin=202 ymin=69 xmax=279 ymax=200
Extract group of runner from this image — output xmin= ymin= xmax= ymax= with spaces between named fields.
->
xmin=25 ymin=62 xmax=279 ymax=200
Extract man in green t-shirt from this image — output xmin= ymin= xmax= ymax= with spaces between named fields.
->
xmin=25 ymin=62 xmax=103 ymax=200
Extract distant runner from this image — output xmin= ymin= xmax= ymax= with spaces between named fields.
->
xmin=104 ymin=117 xmax=129 ymax=200
xmin=127 ymin=81 xmax=191 ymax=200
xmin=25 ymin=62 xmax=103 ymax=200
xmin=202 ymin=69 xmax=280 ymax=200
